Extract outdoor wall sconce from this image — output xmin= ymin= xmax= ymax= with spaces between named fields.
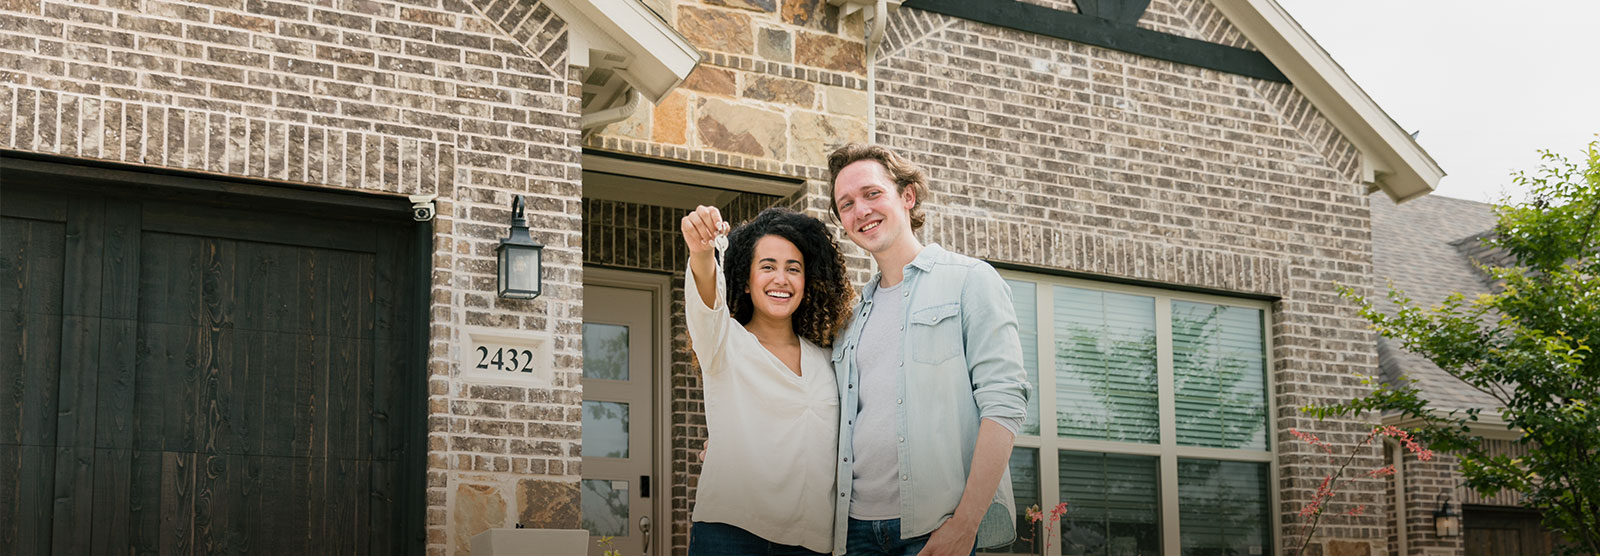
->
xmin=497 ymin=195 xmax=544 ymax=299
xmin=1433 ymin=493 xmax=1461 ymax=538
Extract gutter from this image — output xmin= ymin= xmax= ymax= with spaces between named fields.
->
xmin=580 ymin=88 xmax=642 ymax=133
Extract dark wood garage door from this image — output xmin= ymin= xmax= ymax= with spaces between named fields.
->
xmin=1 ymin=163 xmax=425 ymax=555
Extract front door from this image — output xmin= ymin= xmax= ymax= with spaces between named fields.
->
xmin=581 ymin=279 xmax=660 ymax=556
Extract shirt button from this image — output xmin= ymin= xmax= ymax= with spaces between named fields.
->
xmin=903 ymin=291 xmax=909 ymax=297
xmin=898 ymin=436 xmax=905 ymax=443
xmin=896 ymin=398 xmax=903 ymax=405
xmin=901 ymin=474 xmax=908 ymax=481
xmin=898 ymin=361 xmax=903 ymax=367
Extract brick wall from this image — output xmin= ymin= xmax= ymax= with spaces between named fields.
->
xmin=869 ymin=2 xmax=1384 ymax=554
xmin=0 ymin=0 xmax=585 ymax=552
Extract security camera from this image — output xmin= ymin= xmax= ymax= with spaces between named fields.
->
xmin=409 ymin=194 xmax=437 ymax=222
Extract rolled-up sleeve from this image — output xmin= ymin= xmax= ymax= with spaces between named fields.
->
xmin=961 ymin=264 xmax=1032 ymax=423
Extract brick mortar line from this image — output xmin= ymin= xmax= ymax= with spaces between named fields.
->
xmin=874 ymin=80 xmax=1318 ymax=142
xmin=5 ymin=85 xmax=456 ymax=192
xmin=0 ymin=48 xmax=574 ymax=130
xmin=877 ymin=117 xmax=1341 ymax=178
xmin=5 ymin=12 xmax=566 ymax=91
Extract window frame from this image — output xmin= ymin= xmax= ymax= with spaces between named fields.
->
xmin=997 ymin=269 xmax=1280 ymax=556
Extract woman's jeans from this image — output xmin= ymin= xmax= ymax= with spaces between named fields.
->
xmin=688 ymin=521 xmax=827 ymax=556
xmin=846 ymin=517 xmax=978 ymax=556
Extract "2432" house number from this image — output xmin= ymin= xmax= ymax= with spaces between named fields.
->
xmin=474 ymin=345 xmax=536 ymax=373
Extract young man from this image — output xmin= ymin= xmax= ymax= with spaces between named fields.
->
xmin=826 ymin=143 xmax=1031 ymax=556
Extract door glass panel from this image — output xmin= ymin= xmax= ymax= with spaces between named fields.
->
xmin=583 ymin=324 xmax=630 ymax=380
xmin=582 ymin=401 xmax=630 ymax=458
xmin=580 ymin=479 xmax=630 ymax=537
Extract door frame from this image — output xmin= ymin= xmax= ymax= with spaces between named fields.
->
xmin=582 ymin=267 xmax=673 ymax=552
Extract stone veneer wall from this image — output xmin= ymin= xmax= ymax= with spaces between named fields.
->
xmin=870 ymin=2 xmax=1386 ymax=554
xmin=0 ymin=0 xmax=587 ymax=552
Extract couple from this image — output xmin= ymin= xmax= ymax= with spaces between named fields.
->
xmin=683 ymin=143 xmax=1032 ymax=556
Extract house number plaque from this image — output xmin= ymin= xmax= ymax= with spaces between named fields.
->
xmin=460 ymin=326 xmax=552 ymax=387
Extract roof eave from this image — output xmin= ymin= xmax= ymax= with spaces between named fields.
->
xmin=544 ymin=0 xmax=702 ymax=104
xmin=1211 ymin=0 xmax=1445 ymax=204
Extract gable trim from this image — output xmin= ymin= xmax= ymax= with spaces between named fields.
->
xmin=901 ymin=0 xmax=1289 ymax=82
xmin=1212 ymin=0 xmax=1444 ymax=202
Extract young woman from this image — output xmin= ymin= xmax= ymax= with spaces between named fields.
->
xmin=680 ymin=205 xmax=854 ymax=556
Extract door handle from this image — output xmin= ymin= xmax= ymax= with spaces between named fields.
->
xmin=638 ymin=515 xmax=652 ymax=556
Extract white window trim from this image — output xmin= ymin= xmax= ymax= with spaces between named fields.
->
xmin=997 ymin=269 xmax=1281 ymax=556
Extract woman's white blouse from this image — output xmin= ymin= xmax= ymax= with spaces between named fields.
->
xmin=685 ymin=260 xmax=840 ymax=553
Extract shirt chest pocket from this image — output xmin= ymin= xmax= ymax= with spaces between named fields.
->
xmin=909 ymin=303 xmax=962 ymax=365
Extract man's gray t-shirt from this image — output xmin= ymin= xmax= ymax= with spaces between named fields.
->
xmin=849 ymin=280 xmax=906 ymax=519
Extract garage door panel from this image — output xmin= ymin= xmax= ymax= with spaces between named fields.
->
xmin=157 ymin=451 xmax=197 ymax=555
xmin=50 ymin=445 xmax=95 ymax=556
xmin=135 ymin=321 xmax=202 ymax=453
xmin=371 ymin=337 xmax=408 ymax=460
xmin=95 ymin=318 xmax=138 ymax=450
xmin=1 ymin=216 xmax=65 ymax=316
xmin=61 ymin=197 xmax=105 ymax=319
xmin=55 ymin=315 xmax=100 ymax=449
xmin=139 ymin=232 xmax=206 ymax=329
xmin=142 ymin=200 xmax=378 ymax=253
xmin=234 ymin=241 xmax=303 ymax=335
xmin=90 ymin=448 xmax=133 ymax=555
xmin=0 ymin=445 xmax=57 ymax=556
xmin=4 ymin=311 xmax=62 ymax=447
xmin=0 ymin=189 xmax=68 ymax=221
xmin=100 ymin=201 xmax=141 ymax=322
xmin=327 ymin=334 xmax=367 ymax=461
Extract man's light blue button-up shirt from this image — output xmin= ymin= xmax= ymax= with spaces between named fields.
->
xmin=830 ymin=244 xmax=1033 ymax=554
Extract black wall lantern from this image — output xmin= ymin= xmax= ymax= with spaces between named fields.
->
xmin=497 ymin=195 xmax=544 ymax=299
xmin=1433 ymin=493 xmax=1461 ymax=538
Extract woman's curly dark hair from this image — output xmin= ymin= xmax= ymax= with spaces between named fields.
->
xmin=723 ymin=207 xmax=855 ymax=347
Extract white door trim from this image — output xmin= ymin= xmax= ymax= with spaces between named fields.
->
xmin=584 ymin=267 xmax=673 ymax=555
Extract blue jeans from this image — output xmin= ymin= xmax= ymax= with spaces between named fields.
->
xmin=688 ymin=521 xmax=827 ymax=556
xmin=846 ymin=518 xmax=978 ymax=556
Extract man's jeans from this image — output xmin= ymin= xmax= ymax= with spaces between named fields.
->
xmin=846 ymin=518 xmax=978 ymax=556
xmin=688 ymin=521 xmax=826 ymax=556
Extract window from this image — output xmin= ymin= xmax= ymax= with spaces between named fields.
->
xmin=983 ymin=273 xmax=1275 ymax=556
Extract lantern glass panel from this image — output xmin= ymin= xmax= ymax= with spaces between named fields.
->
xmin=500 ymin=246 xmax=541 ymax=297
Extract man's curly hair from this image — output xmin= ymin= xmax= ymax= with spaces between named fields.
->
xmin=723 ymin=207 xmax=855 ymax=347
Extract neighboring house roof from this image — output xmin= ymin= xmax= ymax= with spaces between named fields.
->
xmin=1370 ymin=193 xmax=1507 ymax=416
xmin=1212 ymin=0 xmax=1445 ymax=203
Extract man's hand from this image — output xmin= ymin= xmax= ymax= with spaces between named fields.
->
xmin=915 ymin=517 xmax=978 ymax=556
